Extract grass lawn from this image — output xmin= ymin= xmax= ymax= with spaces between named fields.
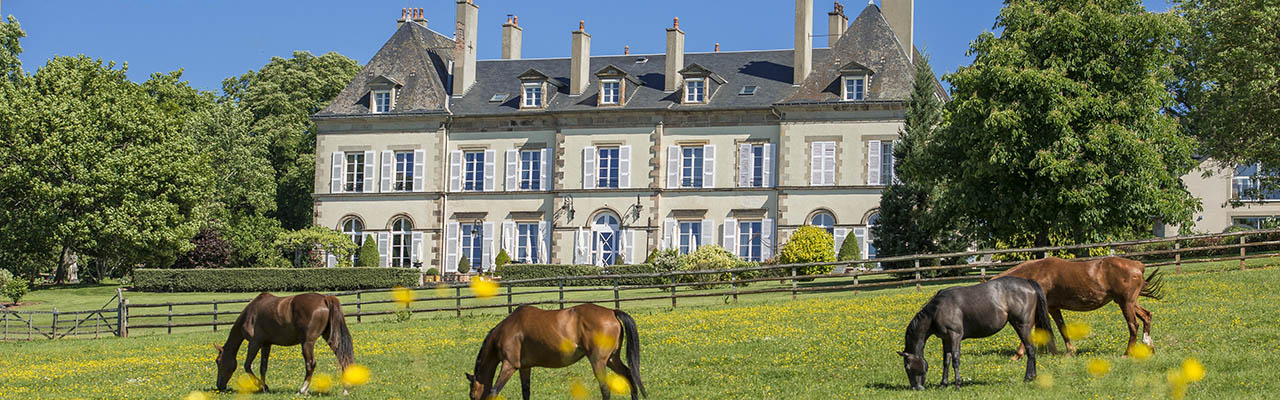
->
xmin=2 ymin=260 xmax=1278 ymax=399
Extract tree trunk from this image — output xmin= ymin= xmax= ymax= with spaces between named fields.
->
xmin=54 ymin=246 xmax=70 ymax=284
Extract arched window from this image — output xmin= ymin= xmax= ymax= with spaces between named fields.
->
xmin=866 ymin=212 xmax=880 ymax=259
xmin=390 ymin=217 xmax=413 ymax=268
xmin=592 ymin=213 xmax=621 ymax=266
xmin=341 ymin=217 xmax=364 ymax=265
xmin=810 ymin=211 xmax=836 ymax=235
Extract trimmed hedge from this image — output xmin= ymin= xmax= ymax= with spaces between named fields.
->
xmin=133 ymin=268 xmax=420 ymax=292
xmin=498 ymin=264 xmax=662 ymax=286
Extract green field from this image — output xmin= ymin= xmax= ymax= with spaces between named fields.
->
xmin=2 ymin=260 xmax=1278 ymax=399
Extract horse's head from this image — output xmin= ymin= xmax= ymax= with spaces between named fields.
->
xmin=213 ymin=343 xmax=234 ymax=391
xmin=897 ymin=351 xmax=928 ymax=390
xmin=464 ymin=372 xmax=487 ymax=400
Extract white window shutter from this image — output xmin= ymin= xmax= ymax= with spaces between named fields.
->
xmin=723 ymin=218 xmax=739 ymax=256
xmin=481 ymin=221 xmax=495 ymax=271
xmin=449 ymin=151 xmax=463 ymax=192
xmin=331 ymin=152 xmax=344 ymax=193
xmin=854 ymin=227 xmax=868 ymax=260
xmin=663 ymin=218 xmax=677 ymax=250
xmin=738 ymin=144 xmax=752 ymax=188
xmin=483 ymin=149 xmax=496 ymax=192
xmin=381 ymin=150 xmax=393 ymax=192
xmin=700 ymin=219 xmax=714 ymax=251
xmin=887 ymin=140 xmax=898 ymax=184
xmin=538 ymin=221 xmax=550 ymax=263
xmin=823 ymin=143 xmax=837 ymax=186
xmin=540 ymin=148 xmax=551 ymax=191
xmin=412 ymin=149 xmax=426 ymax=192
xmin=502 ymin=220 xmax=516 ymax=253
xmin=868 ymin=140 xmax=882 ymax=186
xmin=810 ymin=142 xmax=823 ymax=185
xmin=326 ymin=252 xmax=337 ymax=268
xmin=666 ymin=146 xmax=680 ymax=188
xmin=574 ymin=228 xmax=591 ymax=264
xmin=703 ymin=144 xmax=716 ymax=188
xmin=583 ymin=146 xmax=597 ymax=190
xmin=630 ymin=230 xmax=643 ymax=265
xmin=621 ymin=229 xmax=634 ymax=265
xmin=833 ymin=228 xmax=850 ymax=257
xmin=445 ymin=223 xmax=460 ymax=272
xmin=411 ymin=232 xmax=423 ymax=267
xmin=363 ymin=150 xmax=376 ymax=192
xmin=763 ymin=143 xmax=775 ymax=188
xmin=505 ymin=149 xmax=519 ymax=191
xmin=761 ymin=218 xmax=775 ymax=259
xmin=619 ymin=146 xmax=632 ymax=189
xmin=377 ymin=232 xmax=390 ymax=267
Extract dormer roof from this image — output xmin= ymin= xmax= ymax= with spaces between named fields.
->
xmin=678 ymin=63 xmax=727 ymax=84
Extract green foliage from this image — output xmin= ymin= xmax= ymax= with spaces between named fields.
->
xmin=644 ymin=249 xmax=660 ymax=264
xmin=394 ymin=309 xmax=413 ymax=322
xmin=425 ymin=267 xmax=439 ymax=276
xmin=1 ymin=16 xmax=26 ymax=82
xmin=0 ymin=269 xmax=12 ymax=285
xmin=132 ymin=268 xmax=419 ymax=292
xmin=495 ymin=249 xmax=511 ymax=268
xmin=3 ymin=278 xmax=29 ymax=304
xmin=649 ymin=249 xmax=684 ymax=273
xmin=457 ymin=256 xmax=471 ymax=275
xmin=1173 ymin=0 xmax=1280 ymax=189
xmin=355 ymin=238 xmax=379 ymax=268
xmin=837 ymin=234 xmax=861 ymax=262
xmin=680 ymin=245 xmax=742 ymax=289
xmin=777 ymin=226 xmax=836 ymax=275
xmin=927 ymin=0 xmax=1198 ymax=248
xmin=173 ymin=227 xmax=233 ymax=269
xmin=499 ymin=264 xmax=663 ymax=287
xmin=274 ymin=226 xmax=357 ymax=268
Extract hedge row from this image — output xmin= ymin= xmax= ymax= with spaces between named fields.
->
xmin=133 ymin=268 xmax=420 ymax=293
xmin=497 ymin=264 xmax=663 ymax=287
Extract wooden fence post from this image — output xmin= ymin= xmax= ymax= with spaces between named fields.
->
xmin=120 ymin=299 xmax=129 ymax=338
xmin=1240 ymin=235 xmax=1247 ymax=270
xmin=52 ymin=308 xmax=58 ymax=339
xmin=1174 ymin=241 xmax=1182 ymax=273
xmin=669 ymin=275 xmax=677 ymax=309
xmin=356 ymin=292 xmax=363 ymax=323
xmin=559 ymin=280 xmax=565 ymax=310
xmin=167 ymin=304 xmax=173 ymax=335
xmin=213 ymin=303 xmax=218 ymax=332
xmin=115 ymin=288 xmax=125 ymax=338
xmin=613 ymin=279 xmax=620 ymax=310
xmin=791 ymin=266 xmax=797 ymax=301
xmin=914 ymin=259 xmax=922 ymax=292
xmin=731 ymin=271 xmax=739 ymax=304
xmin=455 ymin=287 xmax=462 ymax=318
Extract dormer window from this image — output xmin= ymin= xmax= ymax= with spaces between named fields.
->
xmin=685 ymin=79 xmax=705 ymax=103
xmin=678 ymin=63 xmax=726 ymax=105
xmin=838 ymin=61 xmax=875 ymax=102
xmin=372 ymin=90 xmax=392 ymax=113
xmin=517 ymin=68 xmax=562 ymax=110
xmin=365 ymin=75 xmax=402 ymax=114
xmin=601 ymin=80 xmax=620 ymax=104
xmin=594 ymin=65 xmax=641 ymax=107
xmin=523 ymin=83 xmax=543 ymax=108
xmin=842 ymin=77 xmax=865 ymax=101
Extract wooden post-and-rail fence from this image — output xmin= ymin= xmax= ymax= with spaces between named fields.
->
xmin=3 ymin=228 xmax=1279 ymax=341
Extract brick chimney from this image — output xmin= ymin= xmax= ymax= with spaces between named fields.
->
xmin=502 ymin=15 xmax=522 ymax=60
xmin=882 ymin=0 xmax=914 ymax=62
xmin=665 ymin=18 xmax=685 ymax=92
xmin=570 ymin=21 xmax=591 ymax=96
xmin=398 ymin=8 xmax=410 ymax=28
xmin=828 ymin=1 xmax=848 ymax=45
xmin=794 ymin=0 xmax=813 ymax=85
xmin=453 ymin=0 xmax=479 ymax=96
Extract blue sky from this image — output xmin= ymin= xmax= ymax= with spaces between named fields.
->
xmin=5 ymin=0 xmax=1172 ymax=94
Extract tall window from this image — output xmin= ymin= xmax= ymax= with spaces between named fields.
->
xmin=867 ymin=213 xmax=880 ymax=259
xmin=463 ymin=151 xmax=485 ymax=192
xmin=461 ymin=223 xmax=484 ymax=270
xmin=593 ymin=214 xmax=620 ymax=266
xmin=394 ymin=151 xmax=414 ymax=191
xmin=681 ymin=146 xmax=705 ymax=188
xmin=739 ymin=221 xmax=763 ymax=262
xmin=811 ymin=141 xmax=836 ymax=186
xmin=342 ymin=218 xmax=364 ymax=265
xmin=678 ymin=221 xmax=702 ymax=255
xmin=523 ymin=83 xmax=543 ymax=108
xmin=880 ymin=141 xmax=897 ymax=184
xmin=601 ymin=80 xmax=620 ymax=104
xmin=1233 ymin=163 xmax=1279 ymax=201
xmin=597 ymin=147 xmax=620 ymax=189
xmin=516 ymin=223 xmax=540 ymax=263
xmin=843 ymin=77 xmax=865 ymax=101
xmin=811 ymin=212 xmax=835 ymax=235
xmin=373 ymin=90 xmax=391 ymax=113
xmin=344 ymin=152 xmax=366 ymax=192
xmin=685 ymin=79 xmax=705 ymax=103
xmin=390 ymin=218 xmax=413 ymax=267
xmin=520 ymin=150 xmax=542 ymax=190
xmin=750 ymin=144 xmax=765 ymax=187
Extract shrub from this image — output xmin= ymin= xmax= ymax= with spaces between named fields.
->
xmin=837 ymin=234 xmax=862 ymax=261
xmin=495 ymin=249 xmax=511 ymax=268
xmin=457 ymin=256 xmax=471 ymax=274
xmin=681 ymin=245 xmax=739 ymax=289
xmin=173 ymin=227 xmax=233 ymax=269
xmin=3 ymin=278 xmax=30 ymax=304
xmin=777 ymin=226 xmax=836 ymax=275
xmin=0 ymin=269 xmax=12 ymax=285
xmin=649 ymin=249 xmax=684 ymax=273
xmin=132 ymin=268 xmax=420 ymax=292
xmin=644 ymin=249 xmax=660 ymax=264
xmin=275 ymin=226 xmax=357 ymax=268
xmin=425 ymin=267 xmax=439 ymax=276
xmin=355 ymin=239 xmax=379 ymax=268
xmin=603 ymin=264 xmax=663 ymax=285
xmin=499 ymin=264 xmax=662 ymax=286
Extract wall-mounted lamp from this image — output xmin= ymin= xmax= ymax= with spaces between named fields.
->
xmin=555 ymin=195 xmax=576 ymax=223
xmin=624 ymin=195 xmax=644 ymax=224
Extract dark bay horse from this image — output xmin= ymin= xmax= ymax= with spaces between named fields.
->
xmin=214 ymin=292 xmax=354 ymax=394
xmin=996 ymin=256 xmax=1163 ymax=357
xmin=467 ymin=304 xmax=646 ymax=400
xmin=899 ymin=277 xmax=1056 ymax=390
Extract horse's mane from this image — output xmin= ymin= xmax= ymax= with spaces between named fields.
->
xmin=903 ymin=305 xmax=934 ymax=354
xmin=473 ymin=325 xmax=501 ymax=376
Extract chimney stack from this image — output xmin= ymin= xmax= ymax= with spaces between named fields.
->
xmin=412 ymin=8 xmax=428 ymax=28
xmin=398 ymin=8 xmax=410 ymax=28
xmin=794 ymin=0 xmax=813 ymax=85
xmin=828 ymin=2 xmax=848 ymax=45
xmin=625 ymin=45 xmax=630 ymax=55
xmin=502 ymin=15 xmax=522 ymax=59
xmin=665 ymin=18 xmax=685 ymax=92
xmin=882 ymin=0 xmax=914 ymax=62
xmin=453 ymin=0 xmax=479 ymax=96
xmin=570 ymin=21 xmax=591 ymax=96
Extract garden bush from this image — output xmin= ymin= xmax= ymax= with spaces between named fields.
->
xmin=498 ymin=264 xmax=662 ymax=286
xmin=495 ymin=249 xmax=511 ymax=268
xmin=457 ymin=256 xmax=471 ymax=274
xmin=172 ymin=227 xmax=232 ymax=269
xmin=132 ymin=267 xmax=419 ymax=292
xmin=0 ymin=269 xmax=12 ymax=285
xmin=355 ymin=239 xmax=379 ymax=267
xmin=680 ymin=245 xmax=740 ymax=289
xmin=777 ymin=226 xmax=836 ymax=276
xmin=3 ymin=278 xmax=30 ymax=304
xmin=425 ymin=267 xmax=439 ymax=276
xmin=837 ymin=234 xmax=861 ymax=261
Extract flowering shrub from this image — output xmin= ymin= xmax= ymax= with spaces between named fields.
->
xmin=680 ymin=245 xmax=741 ymax=289
xmin=777 ymin=226 xmax=836 ymax=276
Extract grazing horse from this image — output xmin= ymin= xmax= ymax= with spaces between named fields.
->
xmin=213 ymin=292 xmax=354 ymax=394
xmin=467 ymin=304 xmax=646 ymax=400
xmin=899 ymin=277 xmax=1056 ymax=390
xmin=996 ymin=256 xmax=1163 ymax=357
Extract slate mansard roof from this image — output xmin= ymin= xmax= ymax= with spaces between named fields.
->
xmin=317 ymin=3 xmax=931 ymax=118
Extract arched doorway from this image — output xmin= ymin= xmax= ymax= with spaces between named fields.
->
xmin=592 ymin=212 xmax=621 ymax=266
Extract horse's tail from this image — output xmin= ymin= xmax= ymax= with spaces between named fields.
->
xmin=614 ymin=309 xmax=647 ymax=399
xmin=1140 ymin=268 xmax=1165 ymax=301
xmin=1026 ymin=279 xmax=1058 ymax=354
xmin=325 ymin=295 xmax=355 ymax=369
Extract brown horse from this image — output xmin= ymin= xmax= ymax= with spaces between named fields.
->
xmin=213 ymin=292 xmax=354 ymax=394
xmin=466 ymin=304 xmax=646 ymax=400
xmin=996 ymin=256 xmax=1164 ymax=357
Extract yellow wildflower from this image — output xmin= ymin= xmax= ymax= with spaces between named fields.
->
xmin=1034 ymin=373 xmax=1054 ymax=389
xmin=1064 ymin=322 xmax=1091 ymax=341
xmin=311 ymin=372 xmax=334 ymax=393
xmin=1181 ymin=358 xmax=1206 ymax=382
xmin=559 ymin=339 xmax=577 ymax=355
xmin=1031 ymin=328 xmax=1051 ymax=346
xmin=233 ymin=374 xmax=261 ymax=394
xmin=1128 ymin=343 xmax=1153 ymax=360
xmin=1086 ymin=358 xmax=1110 ymax=378
xmin=342 ymin=364 xmax=371 ymax=387
xmin=391 ymin=286 xmax=414 ymax=307
xmin=471 ymin=276 xmax=500 ymax=299
xmin=569 ymin=379 xmax=589 ymax=400
xmin=183 ymin=391 xmax=208 ymax=400
xmin=605 ymin=371 xmax=631 ymax=395
xmin=593 ymin=332 xmax=617 ymax=351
